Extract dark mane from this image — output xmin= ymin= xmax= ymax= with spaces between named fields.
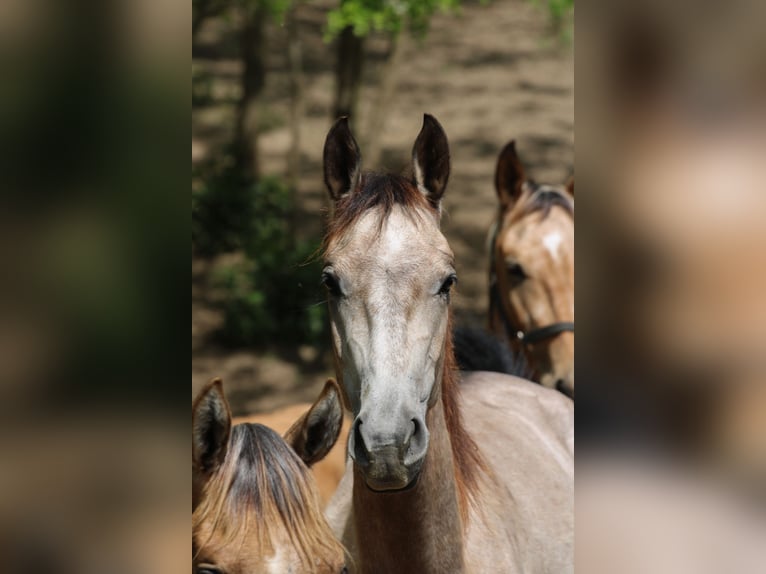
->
xmin=515 ymin=184 xmax=574 ymax=221
xmin=225 ymin=424 xmax=311 ymax=519
xmin=452 ymin=325 xmax=530 ymax=378
xmin=442 ymin=315 xmax=488 ymax=526
xmin=324 ymin=172 xmax=435 ymax=248
xmin=192 ymin=423 xmax=341 ymax=565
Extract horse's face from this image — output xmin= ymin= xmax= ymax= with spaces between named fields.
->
xmin=495 ymin=187 xmax=574 ymax=389
xmin=192 ymin=380 xmax=347 ymax=574
xmin=322 ymin=116 xmax=453 ymax=491
xmin=493 ymin=142 xmax=574 ymax=396
xmin=324 ymin=206 xmax=454 ymax=490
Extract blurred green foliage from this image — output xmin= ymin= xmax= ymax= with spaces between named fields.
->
xmin=193 ymin=162 xmax=327 ymax=348
xmin=528 ymin=0 xmax=573 ymax=41
xmin=326 ymin=0 xmax=460 ymax=39
xmin=214 ymin=177 xmax=326 ymax=348
xmin=192 ymin=153 xmax=251 ymax=255
xmin=213 ymin=237 xmax=326 ymax=348
xmin=546 ymin=0 xmax=573 ymax=22
xmin=324 ymin=0 xmax=573 ymax=42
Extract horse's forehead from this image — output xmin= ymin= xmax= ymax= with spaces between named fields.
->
xmin=331 ymin=206 xmax=451 ymax=266
xmin=501 ymin=207 xmax=573 ymax=253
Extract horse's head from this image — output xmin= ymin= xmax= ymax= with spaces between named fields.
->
xmin=192 ymin=379 xmax=347 ymax=574
xmin=492 ymin=141 xmax=574 ymax=396
xmin=321 ymin=115 xmax=454 ymax=492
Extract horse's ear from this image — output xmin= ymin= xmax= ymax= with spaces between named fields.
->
xmin=495 ymin=140 xmax=526 ymax=210
xmin=323 ymin=117 xmax=362 ymax=201
xmin=285 ymin=379 xmax=344 ymax=467
xmin=565 ymin=175 xmax=574 ymax=197
xmin=192 ymin=378 xmax=231 ymax=474
xmin=412 ymin=114 xmax=451 ymax=209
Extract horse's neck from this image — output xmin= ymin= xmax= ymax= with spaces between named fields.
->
xmin=352 ymin=398 xmax=466 ymax=574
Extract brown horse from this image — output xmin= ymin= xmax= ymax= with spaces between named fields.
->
xmin=192 ymin=378 xmax=348 ymax=574
xmin=236 ymin=402 xmax=351 ymax=506
xmin=321 ymin=116 xmax=573 ymax=573
xmin=489 ymin=141 xmax=574 ymax=397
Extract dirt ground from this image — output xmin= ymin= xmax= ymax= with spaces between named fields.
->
xmin=192 ymin=0 xmax=573 ymax=416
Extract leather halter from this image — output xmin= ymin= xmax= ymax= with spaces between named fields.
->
xmin=488 ymin=222 xmax=574 ymax=347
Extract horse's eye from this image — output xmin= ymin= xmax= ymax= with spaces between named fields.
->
xmin=438 ymin=274 xmax=458 ymax=296
xmin=506 ymin=262 xmax=527 ymax=281
xmin=322 ymin=270 xmax=344 ymax=298
xmin=196 ymin=566 xmax=221 ymax=574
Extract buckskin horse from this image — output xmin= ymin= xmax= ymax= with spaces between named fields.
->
xmin=489 ymin=141 xmax=574 ymax=397
xmin=193 ymin=378 xmax=349 ymax=574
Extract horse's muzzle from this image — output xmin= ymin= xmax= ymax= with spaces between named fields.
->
xmin=349 ymin=415 xmax=428 ymax=491
xmin=363 ymin=445 xmax=423 ymax=491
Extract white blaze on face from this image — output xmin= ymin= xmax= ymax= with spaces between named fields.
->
xmin=543 ymin=231 xmax=564 ymax=262
xmin=380 ymin=213 xmax=408 ymax=256
xmin=264 ymin=545 xmax=298 ymax=574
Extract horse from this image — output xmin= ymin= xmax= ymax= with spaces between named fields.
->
xmin=320 ymin=115 xmax=574 ymax=573
xmin=235 ymin=401 xmax=351 ymax=506
xmin=488 ymin=140 xmax=574 ymax=397
xmin=192 ymin=378 xmax=349 ymax=574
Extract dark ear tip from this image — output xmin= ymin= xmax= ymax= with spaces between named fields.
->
xmin=500 ymin=140 xmax=518 ymax=156
xmin=319 ymin=379 xmax=341 ymax=404
xmin=325 ymin=116 xmax=359 ymax=153
xmin=330 ymin=116 xmax=351 ymax=134
xmin=209 ymin=378 xmax=224 ymax=396
xmin=196 ymin=377 xmax=224 ymax=402
xmin=421 ymin=113 xmax=444 ymax=132
xmin=325 ymin=117 xmax=347 ymax=141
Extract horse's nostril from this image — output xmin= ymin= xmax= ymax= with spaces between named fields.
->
xmin=411 ymin=418 xmax=422 ymax=440
xmin=403 ymin=416 xmax=428 ymax=465
xmin=351 ymin=419 xmax=370 ymax=466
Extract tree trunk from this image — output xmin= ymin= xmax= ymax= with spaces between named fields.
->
xmin=362 ymin=32 xmax=408 ymax=169
xmin=235 ymin=6 xmax=267 ymax=182
xmin=334 ymin=26 xmax=365 ymax=123
xmin=286 ymin=6 xmax=305 ymax=192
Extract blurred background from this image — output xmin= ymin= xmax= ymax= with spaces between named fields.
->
xmin=0 ymin=1 xmax=188 ymax=572
xmin=191 ymin=0 xmax=574 ymax=415
xmin=578 ymin=0 xmax=766 ymax=571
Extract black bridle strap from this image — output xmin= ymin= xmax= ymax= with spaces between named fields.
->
xmin=518 ymin=322 xmax=574 ymax=345
xmin=490 ymin=271 xmax=574 ymax=346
